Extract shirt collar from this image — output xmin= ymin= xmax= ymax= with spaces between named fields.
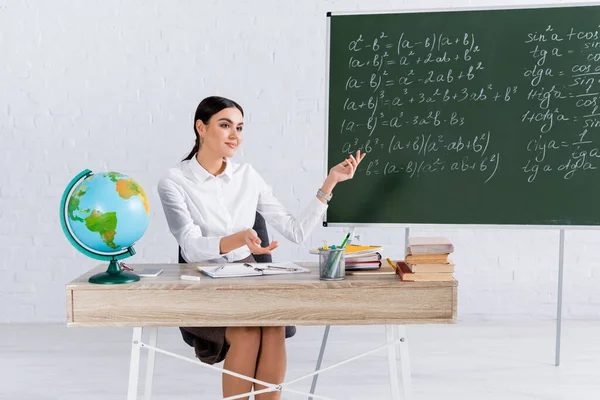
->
xmin=188 ymin=156 xmax=233 ymax=182
xmin=221 ymin=158 xmax=234 ymax=179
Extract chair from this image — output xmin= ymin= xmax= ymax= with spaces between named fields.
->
xmin=178 ymin=212 xmax=295 ymax=348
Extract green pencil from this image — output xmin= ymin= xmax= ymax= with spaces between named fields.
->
xmin=339 ymin=232 xmax=351 ymax=248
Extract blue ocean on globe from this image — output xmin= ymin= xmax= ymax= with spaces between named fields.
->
xmin=67 ymin=172 xmax=150 ymax=254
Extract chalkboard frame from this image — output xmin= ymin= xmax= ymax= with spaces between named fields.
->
xmin=322 ymin=1 xmax=600 ymax=229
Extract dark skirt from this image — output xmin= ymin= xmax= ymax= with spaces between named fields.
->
xmin=180 ymin=326 xmax=297 ymax=365
xmin=179 ymin=254 xmax=297 ymax=365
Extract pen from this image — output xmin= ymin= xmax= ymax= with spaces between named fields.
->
xmin=245 ymin=263 xmax=299 ymax=272
xmin=386 ymin=258 xmax=397 ymax=272
xmin=214 ymin=265 xmax=226 ymax=273
xmin=266 ymin=265 xmax=300 ymax=271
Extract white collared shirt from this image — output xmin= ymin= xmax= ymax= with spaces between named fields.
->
xmin=157 ymin=157 xmax=328 ymax=263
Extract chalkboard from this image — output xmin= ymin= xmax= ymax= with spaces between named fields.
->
xmin=325 ymin=4 xmax=600 ymax=226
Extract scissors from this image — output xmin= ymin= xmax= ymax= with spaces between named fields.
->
xmin=243 ymin=263 xmax=301 ymax=272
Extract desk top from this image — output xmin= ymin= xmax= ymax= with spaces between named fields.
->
xmin=66 ymin=262 xmax=457 ymax=291
xmin=66 ymin=262 xmax=457 ymax=327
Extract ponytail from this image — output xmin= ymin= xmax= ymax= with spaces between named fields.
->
xmin=182 ymin=135 xmax=200 ymax=161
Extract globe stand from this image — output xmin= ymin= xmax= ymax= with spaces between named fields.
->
xmin=89 ymin=258 xmax=140 ymax=284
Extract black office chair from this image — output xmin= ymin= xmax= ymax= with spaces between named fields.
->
xmin=178 ymin=212 xmax=296 ymax=348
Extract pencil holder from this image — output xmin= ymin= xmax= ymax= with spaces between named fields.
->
xmin=318 ymin=248 xmax=346 ymax=281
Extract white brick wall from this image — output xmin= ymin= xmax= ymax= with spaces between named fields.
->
xmin=1 ymin=0 xmax=598 ymax=323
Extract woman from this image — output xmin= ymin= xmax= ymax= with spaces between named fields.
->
xmin=157 ymin=96 xmax=365 ymax=399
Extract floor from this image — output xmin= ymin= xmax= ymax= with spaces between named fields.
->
xmin=0 ymin=320 xmax=598 ymax=400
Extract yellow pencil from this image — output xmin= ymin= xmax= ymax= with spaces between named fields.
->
xmin=386 ymin=258 xmax=397 ymax=272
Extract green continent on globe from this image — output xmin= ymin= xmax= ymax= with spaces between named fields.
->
xmin=105 ymin=172 xmax=126 ymax=182
xmin=67 ymin=184 xmax=88 ymax=222
xmin=85 ymin=210 xmax=119 ymax=249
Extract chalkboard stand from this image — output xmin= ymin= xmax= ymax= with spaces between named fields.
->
xmin=556 ymin=229 xmax=565 ymax=366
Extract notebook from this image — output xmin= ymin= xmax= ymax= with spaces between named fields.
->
xmin=346 ymin=269 xmax=396 ymax=276
xmin=345 ymin=261 xmax=381 ymax=270
xmin=345 ymin=252 xmax=382 ymax=269
xmin=197 ymin=262 xmax=310 ymax=278
xmin=345 ymin=253 xmax=382 ymax=264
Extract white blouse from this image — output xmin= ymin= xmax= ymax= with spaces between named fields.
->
xmin=157 ymin=157 xmax=328 ymax=263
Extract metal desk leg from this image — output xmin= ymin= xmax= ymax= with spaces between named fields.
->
xmin=127 ymin=327 xmax=143 ymax=400
xmin=393 ymin=325 xmax=400 ymax=360
xmin=397 ymin=326 xmax=412 ymax=400
xmin=309 ymin=325 xmax=330 ymax=400
xmin=385 ymin=325 xmax=401 ymax=400
xmin=144 ymin=327 xmax=158 ymax=400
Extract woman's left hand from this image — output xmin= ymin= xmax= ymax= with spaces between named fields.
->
xmin=328 ymin=150 xmax=366 ymax=183
xmin=243 ymin=228 xmax=279 ymax=255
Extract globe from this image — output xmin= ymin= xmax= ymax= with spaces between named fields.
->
xmin=60 ymin=169 xmax=150 ymax=284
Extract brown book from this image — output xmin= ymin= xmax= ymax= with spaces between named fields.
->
xmin=396 ymin=261 xmax=454 ymax=281
xmin=407 ymin=263 xmax=455 ymax=273
xmin=406 ymin=237 xmax=454 ymax=255
xmin=405 ymin=253 xmax=449 ymax=264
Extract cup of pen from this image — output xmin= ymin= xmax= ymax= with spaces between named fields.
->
xmin=318 ymin=247 xmax=346 ymax=281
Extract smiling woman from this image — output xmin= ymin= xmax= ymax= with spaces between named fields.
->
xmin=182 ymin=96 xmax=245 ymax=164
xmin=156 ymin=95 xmax=365 ymax=400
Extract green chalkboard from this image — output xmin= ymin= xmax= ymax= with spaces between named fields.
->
xmin=325 ymin=4 xmax=600 ymax=226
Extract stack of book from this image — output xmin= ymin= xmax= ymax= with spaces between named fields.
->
xmin=345 ymin=251 xmax=382 ymax=270
xmin=397 ymin=237 xmax=455 ymax=281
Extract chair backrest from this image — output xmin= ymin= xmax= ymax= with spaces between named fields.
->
xmin=178 ymin=211 xmax=272 ymax=263
xmin=251 ymin=212 xmax=272 ymax=263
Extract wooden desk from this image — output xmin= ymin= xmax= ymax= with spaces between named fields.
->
xmin=66 ymin=262 xmax=457 ymax=400
xmin=67 ymin=262 xmax=457 ymax=327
